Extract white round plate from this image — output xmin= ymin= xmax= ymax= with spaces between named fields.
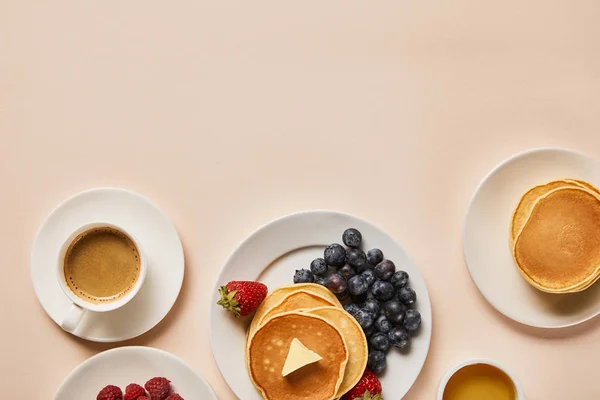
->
xmin=31 ymin=188 xmax=184 ymax=342
xmin=463 ymin=147 xmax=600 ymax=328
xmin=210 ymin=211 xmax=432 ymax=399
xmin=54 ymin=346 xmax=217 ymax=399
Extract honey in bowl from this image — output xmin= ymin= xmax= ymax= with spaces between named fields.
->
xmin=443 ymin=363 xmax=516 ymax=400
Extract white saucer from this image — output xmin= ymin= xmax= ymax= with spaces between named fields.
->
xmin=210 ymin=211 xmax=432 ymax=400
xmin=31 ymin=188 xmax=184 ymax=342
xmin=463 ymin=147 xmax=600 ymax=328
xmin=54 ymin=346 xmax=216 ymax=399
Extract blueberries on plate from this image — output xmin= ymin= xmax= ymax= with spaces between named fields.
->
xmin=293 ymin=269 xmax=314 ymax=284
xmin=346 ymin=248 xmax=367 ymax=271
xmin=314 ymin=275 xmax=327 ymax=287
xmin=355 ymin=308 xmax=375 ymax=330
xmin=326 ymin=273 xmax=348 ymax=294
xmin=390 ymin=270 xmax=409 ymax=289
xmin=370 ymin=332 xmax=391 ymax=352
xmin=383 ymin=300 xmax=407 ymax=326
xmin=361 ymin=269 xmax=376 ymax=287
xmin=363 ymin=324 xmax=375 ymax=338
xmin=374 ymin=260 xmax=396 ymax=281
xmin=371 ymin=280 xmax=395 ymax=301
xmin=310 ymin=258 xmax=328 ymax=276
xmin=342 ymin=228 xmax=362 ymax=248
xmin=350 ymin=292 xmax=368 ymax=304
xmin=367 ymin=248 xmax=384 ymax=266
xmin=403 ymin=309 xmax=421 ymax=331
xmin=388 ymin=326 xmax=411 ymax=349
xmin=374 ymin=315 xmax=392 ymax=334
xmin=338 ymin=264 xmax=357 ymax=280
xmin=336 ymin=289 xmax=349 ymax=301
xmin=324 ymin=243 xmax=346 ymax=267
xmin=362 ymin=298 xmax=380 ymax=316
xmin=398 ymin=286 xmax=417 ymax=305
xmin=348 ymin=275 xmax=368 ymax=296
xmin=367 ymin=350 xmax=387 ymax=374
xmin=344 ymin=303 xmax=361 ymax=316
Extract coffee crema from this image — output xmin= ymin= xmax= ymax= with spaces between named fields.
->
xmin=64 ymin=227 xmax=140 ymax=304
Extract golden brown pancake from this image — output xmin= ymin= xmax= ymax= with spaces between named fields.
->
xmin=260 ymin=291 xmax=337 ymax=326
xmin=248 ymin=312 xmax=348 ymax=400
xmin=304 ymin=307 xmax=367 ymax=398
xmin=513 ymin=186 xmax=600 ymax=293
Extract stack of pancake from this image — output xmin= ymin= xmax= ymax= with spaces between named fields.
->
xmin=245 ymin=283 xmax=368 ymax=400
xmin=511 ymin=179 xmax=600 ymax=293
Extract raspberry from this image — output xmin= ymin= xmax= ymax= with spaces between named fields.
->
xmin=138 ymin=397 xmax=150 ymax=400
xmin=144 ymin=377 xmax=171 ymax=400
xmin=165 ymin=395 xmax=184 ymax=400
xmin=97 ymin=385 xmax=123 ymax=400
xmin=124 ymin=383 xmax=146 ymax=400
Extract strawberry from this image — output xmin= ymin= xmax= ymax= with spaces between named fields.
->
xmin=217 ymin=281 xmax=268 ymax=317
xmin=342 ymin=368 xmax=383 ymax=400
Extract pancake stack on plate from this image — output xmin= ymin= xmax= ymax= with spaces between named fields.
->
xmin=245 ymin=283 xmax=368 ymax=400
xmin=511 ymin=179 xmax=600 ymax=293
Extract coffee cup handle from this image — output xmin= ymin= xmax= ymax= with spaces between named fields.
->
xmin=61 ymin=303 xmax=86 ymax=333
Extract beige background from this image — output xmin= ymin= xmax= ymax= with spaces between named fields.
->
xmin=1 ymin=1 xmax=600 ymax=398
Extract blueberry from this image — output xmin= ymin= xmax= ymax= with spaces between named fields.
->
xmin=293 ymin=269 xmax=314 ymax=284
xmin=374 ymin=315 xmax=392 ymax=334
xmin=370 ymin=332 xmax=390 ymax=352
xmin=348 ymin=275 xmax=368 ymax=296
xmin=326 ymin=273 xmax=348 ymax=294
xmin=314 ymin=276 xmax=327 ymax=287
xmin=388 ymin=326 xmax=411 ymax=349
xmin=346 ymin=248 xmax=367 ymax=272
xmin=362 ymin=298 xmax=380 ymax=316
xmin=390 ymin=270 xmax=409 ymax=289
xmin=367 ymin=350 xmax=387 ymax=374
xmin=384 ymin=300 xmax=407 ymax=326
xmin=310 ymin=258 xmax=328 ymax=276
xmin=367 ymin=248 xmax=384 ymax=266
xmin=344 ymin=303 xmax=361 ymax=317
xmin=371 ymin=280 xmax=395 ymax=301
xmin=398 ymin=286 xmax=417 ymax=305
xmin=403 ymin=309 xmax=421 ymax=331
xmin=364 ymin=324 xmax=376 ymax=338
xmin=350 ymin=292 xmax=368 ymax=304
xmin=354 ymin=308 xmax=375 ymax=330
xmin=342 ymin=228 xmax=362 ymax=248
xmin=324 ymin=243 xmax=346 ymax=267
xmin=338 ymin=264 xmax=357 ymax=280
xmin=336 ymin=289 xmax=349 ymax=301
xmin=361 ymin=269 xmax=376 ymax=287
xmin=375 ymin=260 xmax=396 ymax=281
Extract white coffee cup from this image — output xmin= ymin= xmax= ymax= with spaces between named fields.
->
xmin=437 ymin=358 xmax=524 ymax=400
xmin=56 ymin=222 xmax=147 ymax=332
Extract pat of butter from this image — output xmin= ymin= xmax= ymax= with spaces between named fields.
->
xmin=281 ymin=338 xmax=322 ymax=377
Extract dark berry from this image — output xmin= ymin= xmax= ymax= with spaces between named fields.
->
xmin=310 ymin=258 xmax=328 ymax=276
xmin=293 ymin=269 xmax=314 ymax=283
xmin=354 ymin=308 xmax=375 ymax=329
xmin=371 ymin=280 xmax=395 ymax=301
xmin=346 ymin=248 xmax=367 ymax=272
xmin=326 ymin=273 xmax=347 ymax=294
xmin=384 ymin=300 xmax=407 ymax=326
xmin=324 ymin=243 xmax=346 ymax=267
xmin=367 ymin=350 xmax=387 ymax=374
xmin=367 ymin=248 xmax=384 ymax=266
xmin=314 ymin=276 xmax=327 ymax=287
xmin=348 ymin=275 xmax=368 ymax=295
xmin=388 ymin=326 xmax=411 ymax=349
xmin=364 ymin=324 xmax=375 ymax=338
xmin=344 ymin=303 xmax=361 ymax=317
xmin=350 ymin=292 xmax=368 ymax=304
xmin=403 ymin=309 xmax=421 ymax=331
xmin=339 ymin=264 xmax=357 ymax=280
xmin=336 ymin=289 xmax=349 ymax=301
xmin=370 ymin=332 xmax=391 ymax=352
xmin=398 ymin=286 xmax=417 ymax=305
xmin=361 ymin=269 xmax=376 ymax=286
xmin=362 ymin=298 xmax=380 ymax=316
xmin=390 ymin=270 xmax=409 ymax=289
xmin=374 ymin=315 xmax=392 ymax=333
xmin=342 ymin=228 xmax=362 ymax=248
xmin=374 ymin=260 xmax=396 ymax=281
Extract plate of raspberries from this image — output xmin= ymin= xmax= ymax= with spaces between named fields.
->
xmin=54 ymin=347 xmax=216 ymax=400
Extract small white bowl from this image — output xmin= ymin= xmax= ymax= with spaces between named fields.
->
xmin=437 ymin=358 xmax=524 ymax=400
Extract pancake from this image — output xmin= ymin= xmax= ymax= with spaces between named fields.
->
xmin=259 ymin=291 xmax=338 ymax=327
xmin=248 ymin=311 xmax=348 ymax=400
xmin=304 ymin=307 xmax=367 ymax=398
xmin=513 ymin=186 xmax=600 ymax=293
